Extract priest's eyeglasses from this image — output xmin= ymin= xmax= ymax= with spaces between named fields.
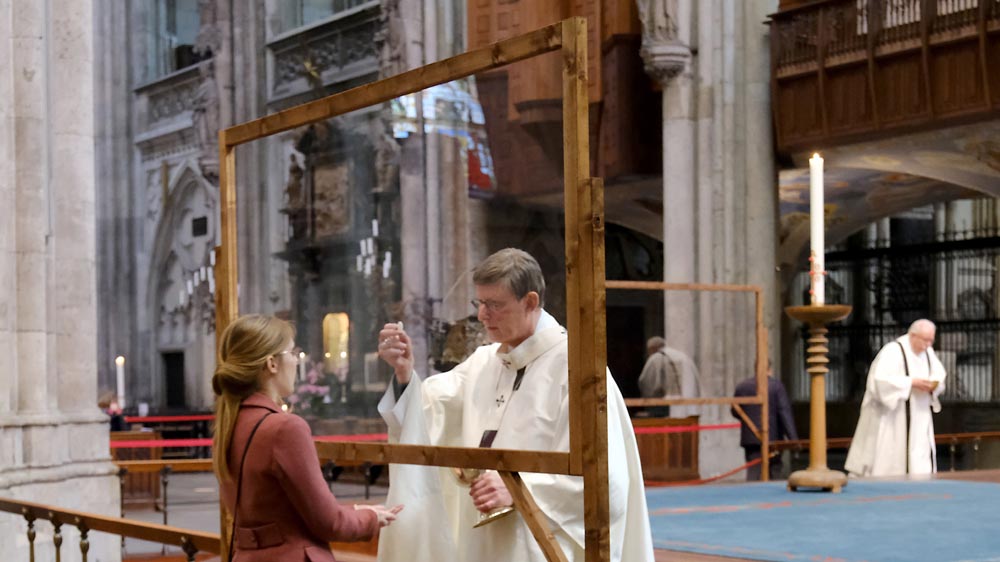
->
xmin=471 ymin=298 xmax=508 ymax=313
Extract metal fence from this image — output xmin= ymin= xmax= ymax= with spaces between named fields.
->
xmin=789 ymin=227 xmax=1000 ymax=403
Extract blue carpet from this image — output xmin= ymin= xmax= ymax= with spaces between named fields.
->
xmin=646 ymin=479 xmax=1000 ymax=562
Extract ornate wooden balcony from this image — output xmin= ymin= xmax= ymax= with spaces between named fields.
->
xmin=770 ymin=0 xmax=1000 ymax=155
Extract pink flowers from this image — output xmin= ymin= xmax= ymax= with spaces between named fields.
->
xmin=288 ymin=359 xmax=333 ymax=412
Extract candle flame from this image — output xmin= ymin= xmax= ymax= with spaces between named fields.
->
xmin=115 ymin=356 xmax=125 ymax=366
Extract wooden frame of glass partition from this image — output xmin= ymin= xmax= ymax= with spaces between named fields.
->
xmin=214 ymin=17 xmax=609 ymax=562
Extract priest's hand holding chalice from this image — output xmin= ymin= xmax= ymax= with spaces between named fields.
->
xmin=453 ymin=466 xmax=515 ymax=527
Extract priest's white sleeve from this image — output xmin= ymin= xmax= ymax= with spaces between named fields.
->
xmin=376 ymin=374 xmax=459 ymax=562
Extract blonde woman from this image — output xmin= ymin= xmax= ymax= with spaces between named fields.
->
xmin=213 ymin=314 xmax=401 ymax=562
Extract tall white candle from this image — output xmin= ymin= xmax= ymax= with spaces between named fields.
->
xmin=115 ymin=355 xmax=126 ymax=409
xmin=372 ymin=219 xmax=379 ymax=237
xmin=809 ymin=153 xmax=825 ymax=305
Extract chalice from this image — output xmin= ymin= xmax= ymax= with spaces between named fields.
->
xmin=453 ymin=467 xmax=515 ymax=528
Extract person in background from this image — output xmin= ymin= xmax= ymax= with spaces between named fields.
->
xmin=99 ymin=391 xmax=126 ymax=432
xmin=212 ymin=314 xmax=402 ymax=562
xmin=638 ymin=336 xmax=702 ymax=418
xmin=732 ymin=361 xmax=798 ymax=481
xmin=845 ymin=319 xmax=946 ymax=478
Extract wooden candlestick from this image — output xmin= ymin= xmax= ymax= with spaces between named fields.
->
xmin=785 ymin=304 xmax=852 ymax=493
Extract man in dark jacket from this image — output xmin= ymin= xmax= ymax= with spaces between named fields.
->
xmin=732 ymin=362 xmax=798 ymax=480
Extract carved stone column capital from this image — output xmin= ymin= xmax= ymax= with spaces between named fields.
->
xmin=640 ymin=40 xmax=692 ymax=85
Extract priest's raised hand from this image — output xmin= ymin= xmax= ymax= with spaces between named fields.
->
xmin=378 ymin=322 xmax=412 ymax=384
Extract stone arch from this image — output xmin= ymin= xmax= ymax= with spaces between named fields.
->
xmin=144 ymin=160 xmax=219 ymax=409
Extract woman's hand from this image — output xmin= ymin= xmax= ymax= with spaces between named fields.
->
xmin=378 ymin=323 xmax=413 ymax=384
xmin=355 ymin=503 xmax=404 ymax=528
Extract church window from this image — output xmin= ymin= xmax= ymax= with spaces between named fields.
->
xmin=142 ymin=0 xmax=205 ymax=82
xmin=269 ymin=0 xmax=371 ymax=37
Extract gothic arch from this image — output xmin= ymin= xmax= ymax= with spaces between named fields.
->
xmin=144 ymin=160 xmax=219 ymax=409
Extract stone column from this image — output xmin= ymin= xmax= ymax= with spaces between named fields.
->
xmin=639 ymin=0 xmax=781 ymax=478
xmin=0 ymin=0 xmax=119 ymax=559
xmin=638 ymin=0 xmax=697 ymax=404
xmin=13 ymin=0 xmax=51 ymax=415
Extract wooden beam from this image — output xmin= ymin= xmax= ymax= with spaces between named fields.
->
xmin=115 ymin=460 xmax=213 ymax=474
xmin=731 ymin=404 xmax=761 ymax=443
xmin=816 ymin=8 xmax=830 ymax=136
xmin=978 ymin=0 xmax=993 ymax=106
xmin=313 ymin=442 xmax=575 ymax=475
xmin=560 ymin=16 xmax=609 ymax=562
xmin=756 ymin=288 xmax=770 ymax=481
xmin=563 ymin=17 xmax=587 ymax=478
xmin=499 ymin=472 xmax=570 ymax=562
xmin=624 ymin=396 xmax=764 ymax=407
xmin=221 ymin=22 xmax=564 ymax=147
xmin=866 ymin=1 xmax=882 ymax=132
xmin=216 ymin=137 xmax=238 ymax=335
xmin=606 ymin=280 xmax=762 ymax=293
xmin=920 ymin=0 xmax=935 ymax=118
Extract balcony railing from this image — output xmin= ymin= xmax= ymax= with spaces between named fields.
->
xmin=0 ymin=496 xmax=219 ymax=562
xmin=770 ymin=0 xmax=1000 ymax=153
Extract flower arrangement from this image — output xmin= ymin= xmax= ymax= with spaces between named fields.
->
xmin=286 ymin=359 xmax=334 ymax=415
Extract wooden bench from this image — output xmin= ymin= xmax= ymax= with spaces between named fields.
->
xmin=110 ymin=430 xmax=162 ymax=504
xmin=632 ymin=416 xmax=700 ymax=482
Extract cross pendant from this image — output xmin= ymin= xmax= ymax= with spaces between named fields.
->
xmin=495 ymin=395 xmax=505 ymax=407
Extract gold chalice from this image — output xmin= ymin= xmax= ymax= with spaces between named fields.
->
xmin=453 ymin=467 xmax=515 ymax=528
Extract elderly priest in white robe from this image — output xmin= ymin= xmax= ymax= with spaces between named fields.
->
xmin=845 ymin=319 xmax=947 ymax=477
xmin=376 ymin=248 xmax=654 ymax=562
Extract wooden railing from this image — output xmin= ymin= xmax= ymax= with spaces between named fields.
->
xmin=0 ymin=496 xmax=220 ymax=562
xmin=769 ymin=0 xmax=1000 ymax=152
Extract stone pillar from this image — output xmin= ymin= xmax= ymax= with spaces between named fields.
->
xmin=0 ymin=0 xmax=119 ymax=559
xmin=638 ymin=0 xmax=697 ymax=412
xmin=639 ymin=0 xmax=780 ymax=478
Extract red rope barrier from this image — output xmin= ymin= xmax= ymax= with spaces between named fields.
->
xmin=111 ymin=438 xmax=213 ymax=448
xmin=123 ymin=414 xmax=214 ymax=423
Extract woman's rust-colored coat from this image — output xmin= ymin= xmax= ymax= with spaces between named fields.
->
xmin=219 ymin=393 xmax=378 ymax=561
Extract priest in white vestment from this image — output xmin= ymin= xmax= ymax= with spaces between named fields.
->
xmin=375 ymin=248 xmax=654 ymax=562
xmin=845 ymin=319 xmax=947 ymax=477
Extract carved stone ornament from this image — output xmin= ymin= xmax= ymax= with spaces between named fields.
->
xmin=313 ymin=162 xmax=351 ymax=238
xmin=191 ymin=62 xmax=220 ymax=152
xmin=637 ymin=0 xmax=679 ymax=43
xmin=636 ymin=0 xmax=691 ymax=84
xmin=640 ymin=41 xmax=692 ymax=84
xmin=193 ymin=0 xmax=220 ymax=56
